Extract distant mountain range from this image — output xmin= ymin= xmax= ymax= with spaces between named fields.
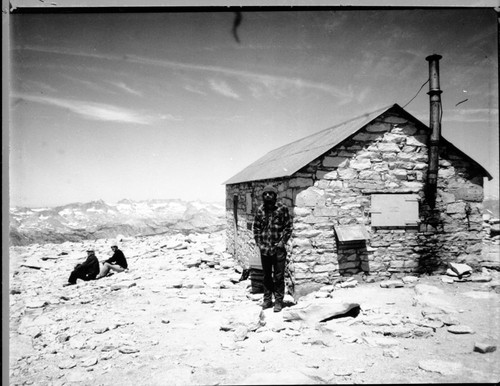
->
xmin=9 ymin=199 xmax=226 ymax=246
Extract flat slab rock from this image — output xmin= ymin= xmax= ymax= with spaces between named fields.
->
xmin=380 ymin=280 xmax=404 ymax=288
xmin=282 ymin=300 xmax=360 ymax=324
xmin=449 ymin=262 xmax=472 ymax=276
xmin=447 ymin=325 xmax=474 ymax=334
xmin=418 ymin=359 xmax=464 ymax=376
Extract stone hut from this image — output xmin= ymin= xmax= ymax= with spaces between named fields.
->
xmin=224 ymin=103 xmax=492 ymax=296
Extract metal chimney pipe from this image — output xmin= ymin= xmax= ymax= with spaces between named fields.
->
xmin=425 ymin=54 xmax=442 ymax=207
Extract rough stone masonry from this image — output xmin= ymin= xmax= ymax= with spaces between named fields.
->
xmin=226 ymin=107 xmax=490 ymax=295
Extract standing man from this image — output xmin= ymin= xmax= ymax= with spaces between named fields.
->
xmin=64 ymin=249 xmax=100 ymax=286
xmin=96 ymin=244 xmax=128 ymax=279
xmin=253 ymin=185 xmax=293 ymax=312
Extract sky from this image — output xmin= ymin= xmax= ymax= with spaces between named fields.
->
xmin=7 ymin=8 xmax=499 ymax=208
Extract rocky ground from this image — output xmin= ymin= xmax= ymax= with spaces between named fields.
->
xmin=9 ymin=231 xmax=500 ymax=385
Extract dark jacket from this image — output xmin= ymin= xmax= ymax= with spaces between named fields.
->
xmin=105 ymin=249 xmax=128 ymax=269
xmin=75 ymin=253 xmax=100 ymax=278
xmin=253 ymin=201 xmax=293 ymax=255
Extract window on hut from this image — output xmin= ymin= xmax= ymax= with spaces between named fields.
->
xmin=370 ymin=194 xmax=419 ymax=227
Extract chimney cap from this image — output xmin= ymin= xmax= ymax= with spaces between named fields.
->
xmin=426 ymin=54 xmax=442 ymax=62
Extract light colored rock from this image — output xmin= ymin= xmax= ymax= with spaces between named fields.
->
xmin=383 ymin=348 xmax=400 ymax=358
xmin=441 ymin=276 xmax=455 ymax=284
xmin=220 ymin=305 xmax=265 ymax=332
xmin=418 ymin=359 xmax=463 ymax=376
xmin=449 ymin=262 xmax=472 ymax=276
xmin=80 ymin=356 xmax=98 ymax=367
xmin=58 ymin=359 xmax=77 ymax=369
xmin=474 ymin=341 xmax=497 ymax=353
xmin=283 ymin=300 xmax=360 ymax=324
xmin=447 ymin=325 xmax=474 ymax=334
xmin=233 ymin=325 xmax=249 ymax=342
xmin=446 ymin=268 xmax=458 ymax=277
xmin=363 ymin=336 xmax=400 ymax=348
xmin=350 ymin=158 xmax=372 ymax=170
xmin=119 ymin=346 xmax=140 ymax=354
xmin=402 ymin=276 xmax=419 ymax=284
xmin=340 ymin=280 xmax=358 ymax=288
xmin=380 ymin=280 xmax=404 ymax=288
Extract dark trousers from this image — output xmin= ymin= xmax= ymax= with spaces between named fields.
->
xmin=68 ymin=268 xmax=97 ymax=284
xmin=260 ymin=248 xmax=286 ymax=304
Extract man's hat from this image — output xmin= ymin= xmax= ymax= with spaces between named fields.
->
xmin=262 ymin=185 xmax=278 ymax=195
xmin=86 ymin=249 xmax=94 ymax=253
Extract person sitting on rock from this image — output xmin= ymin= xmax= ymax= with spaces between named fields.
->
xmin=96 ymin=244 xmax=128 ymax=279
xmin=64 ymin=249 xmax=100 ymax=286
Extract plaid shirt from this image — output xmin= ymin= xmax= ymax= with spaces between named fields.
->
xmin=253 ymin=202 xmax=293 ymax=255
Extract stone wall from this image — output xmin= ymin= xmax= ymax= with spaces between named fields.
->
xmin=226 ymin=108 xmax=487 ymax=295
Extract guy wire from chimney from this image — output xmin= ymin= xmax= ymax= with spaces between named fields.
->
xmin=402 ymin=79 xmax=429 ymax=109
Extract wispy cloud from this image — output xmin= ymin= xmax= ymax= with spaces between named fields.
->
xmin=445 ymin=108 xmax=498 ymax=123
xmin=19 ymin=79 xmax=58 ymax=93
xmin=208 ymin=79 xmax=240 ymax=99
xmin=184 ymin=84 xmax=207 ymax=96
xmin=17 ymin=46 xmax=355 ymax=103
xmin=14 ymin=93 xmax=155 ymax=125
xmin=60 ymin=74 xmax=112 ymax=94
xmin=106 ymin=81 xmax=143 ymax=96
xmin=158 ymin=113 xmax=183 ymax=122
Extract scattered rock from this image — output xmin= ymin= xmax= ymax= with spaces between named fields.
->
xmin=333 ymin=368 xmax=353 ymax=376
xmin=418 ymin=359 xmax=464 ymax=376
xmin=363 ymin=336 xmax=400 ymax=348
xmin=233 ymin=326 xmax=249 ymax=342
xmin=449 ymin=262 xmax=472 ymax=277
xmin=402 ymin=276 xmax=419 ymax=284
xmin=473 ymin=341 xmax=497 ymax=353
xmin=93 ymin=326 xmax=109 ymax=334
xmin=25 ymin=300 xmax=48 ymax=309
xmin=259 ymin=334 xmax=273 ymax=344
xmin=380 ymin=280 xmax=404 ymax=288
xmin=283 ymin=300 xmax=360 ymax=324
xmin=383 ymin=348 xmax=400 ymax=358
xmin=445 ymin=268 xmax=458 ymax=277
xmin=220 ymin=305 xmax=265 ymax=332
xmin=468 ymin=274 xmax=492 ymax=283
xmin=81 ymin=356 xmax=99 ymax=367
xmin=58 ymin=359 xmax=77 ymax=369
xmin=119 ymin=346 xmax=140 ymax=354
xmin=448 ymin=325 xmax=474 ymax=334
xmin=441 ymin=276 xmax=455 ymax=284
xmin=340 ymin=279 xmax=358 ymax=288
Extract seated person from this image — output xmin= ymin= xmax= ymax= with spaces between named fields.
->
xmin=64 ymin=249 xmax=100 ymax=286
xmin=96 ymin=244 xmax=128 ymax=279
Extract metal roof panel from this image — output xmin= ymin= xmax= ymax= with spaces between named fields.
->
xmin=224 ymin=105 xmax=392 ymax=184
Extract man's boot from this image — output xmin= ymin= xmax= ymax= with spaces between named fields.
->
xmin=273 ymin=302 xmax=283 ymax=313
xmin=261 ymin=298 xmax=273 ymax=309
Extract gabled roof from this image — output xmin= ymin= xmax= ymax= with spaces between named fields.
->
xmin=224 ymin=104 xmax=492 ymax=185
